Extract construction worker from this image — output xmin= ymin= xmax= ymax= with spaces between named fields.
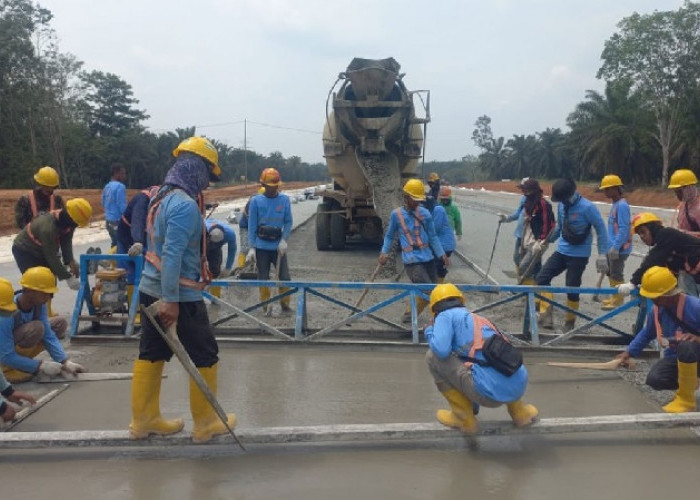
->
xmin=432 ymin=201 xmax=455 ymax=283
xmin=379 ymin=179 xmax=447 ymax=323
xmin=425 ymin=283 xmax=538 ymax=434
xmin=498 ymin=178 xmax=528 ymax=270
xmin=668 ymin=169 xmax=700 ymax=295
xmin=424 ymin=172 xmax=441 ymax=213
xmin=204 ymin=219 xmax=237 ymax=299
xmin=536 ymin=178 xmax=608 ymax=332
xmin=14 ymin=166 xmax=64 ymax=230
xmin=617 ymin=213 xmax=700 ymax=298
xmin=11 ymin=198 xmax=93 ymax=292
xmin=132 ymin=136 xmax=236 ymax=443
xmin=437 ymin=185 xmax=462 ymax=241
xmin=246 ymin=168 xmax=293 ymax=315
xmin=599 ymin=175 xmax=632 ymax=310
xmin=101 ymin=163 xmax=128 ymax=248
xmin=615 ymin=266 xmax=700 ymax=413
xmin=0 ymin=268 xmax=84 ymax=383
xmin=236 ymin=187 xmax=265 ymax=270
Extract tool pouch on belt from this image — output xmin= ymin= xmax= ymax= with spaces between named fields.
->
xmin=461 ymin=335 xmax=523 ymax=377
xmin=257 ymin=225 xmax=282 ymax=241
xmin=561 ymin=218 xmax=590 ymax=245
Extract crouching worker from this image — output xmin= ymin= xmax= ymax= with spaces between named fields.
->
xmin=0 ymin=368 xmax=36 ymax=426
xmin=425 ymin=283 xmax=538 ymax=434
xmin=204 ymin=219 xmax=237 ymax=299
xmin=615 ymin=266 xmax=700 ymax=413
xmin=0 ymin=269 xmax=84 ymax=383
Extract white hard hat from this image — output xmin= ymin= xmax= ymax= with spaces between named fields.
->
xmin=209 ymin=227 xmax=224 ymax=243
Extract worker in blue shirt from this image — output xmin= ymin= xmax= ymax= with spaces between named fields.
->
xmin=237 ymin=187 xmax=265 ymax=271
xmin=425 ymin=283 xmax=538 ymax=434
xmin=536 ymin=178 xmax=609 ymax=332
xmin=247 ymin=168 xmax=293 ymax=315
xmin=615 ymin=266 xmax=700 ymax=413
xmin=380 ymin=179 xmax=447 ymax=324
xmin=432 ymin=202 xmax=455 ymax=283
xmin=0 ymin=268 xmax=83 ymax=383
xmin=205 ymin=219 xmax=237 ymax=299
xmin=101 ymin=163 xmax=128 ymax=248
xmin=133 ymin=136 xmax=236 ymax=443
xmin=498 ymin=179 xmax=527 ymax=269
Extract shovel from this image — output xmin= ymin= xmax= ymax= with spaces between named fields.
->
xmin=141 ymin=302 xmax=245 ymax=451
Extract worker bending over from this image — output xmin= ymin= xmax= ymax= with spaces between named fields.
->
xmin=15 ymin=166 xmax=64 ymax=230
xmin=0 ymin=268 xmax=84 ymax=383
xmin=12 ymin=198 xmax=92 ymax=292
xmin=247 ymin=168 xmax=293 ymax=315
xmin=379 ymin=179 xmax=447 ymax=324
xmin=437 ymin=186 xmax=462 ymax=241
xmin=668 ymin=169 xmax=700 ymax=295
xmin=205 ymin=219 xmax=237 ymax=299
xmin=133 ymin=136 xmax=235 ymax=443
xmin=616 ymin=267 xmax=700 ymax=413
xmin=425 ymin=283 xmax=538 ymax=434
xmin=536 ymin=178 xmax=608 ymax=332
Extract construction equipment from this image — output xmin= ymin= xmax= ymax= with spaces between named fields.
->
xmin=318 ymin=57 xmax=430 ymax=250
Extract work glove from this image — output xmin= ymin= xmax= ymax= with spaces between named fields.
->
xmin=66 ymin=276 xmax=80 ymax=291
xmin=246 ymin=248 xmax=256 ymax=263
xmin=618 ymin=282 xmax=636 ymax=296
xmin=498 ymin=213 xmax=507 ymax=223
xmin=61 ymin=360 xmax=86 ymax=376
xmin=219 ymin=268 xmax=232 ymax=278
xmin=69 ymin=260 xmax=79 ymax=277
xmin=39 ymin=361 xmax=63 ymax=377
xmin=127 ymin=242 xmax=143 ymax=257
xmin=607 ymin=247 xmax=619 ymax=261
xmin=278 ymin=239 xmax=288 ymax=256
xmin=531 ymin=240 xmax=544 ymax=255
xmin=595 ymin=255 xmax=609 ymax=275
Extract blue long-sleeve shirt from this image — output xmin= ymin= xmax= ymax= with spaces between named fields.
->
xmin=433 ymin=205 xmax=456 ymax=253
xmin=506 ymin=195 xmax=526 ymax=238
xmin=425 ymin=307 xmax=528 ymax=403
xmin=140 ymin=189 xmax=204 ymax=303
xmin=627 ymin=295 xmax=700 ymax=357
xmin=206 ymin=219 xmax=237 ymax=270
xmin=381 ymin=206 xmax=445 ymax=265
xmin=0 ymin=297 xmax=67 ymax=373
xmin=550 ymin=193 xmax=608 ymax=257
xmin=608 ymin=198 xmax=632 ymax=255
xmin=248 ymin=193 xmax=293 ymax=251
xmin=101 ymin=180 xmax=127 ymax=222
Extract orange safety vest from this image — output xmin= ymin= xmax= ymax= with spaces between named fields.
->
xmin=25 ymin=210 xmax=70 ymax=247
xmin=395 ymin=207 xmax=428 ymax=253
xmin=462 ymin=314 xmax=501 ymax=369
xmin=145 ymin=189 xmax=212 ymax=291
xmin=652 ymin=294 xmax=687 ymax=347
xmin=610 ymin=203 xmax=632 ymax=251
xmin=28 ymin=191 xmax=55 ymax=219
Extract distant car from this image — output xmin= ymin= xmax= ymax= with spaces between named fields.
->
xmin=291 ymin=197 xmax=299 ymax=204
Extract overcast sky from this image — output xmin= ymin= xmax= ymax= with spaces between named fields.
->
xmin=39 ymin=0 xmax=684 ymax=164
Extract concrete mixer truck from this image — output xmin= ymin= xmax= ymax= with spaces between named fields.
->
xmin=316 ymin=57 xmax=430 ymax=251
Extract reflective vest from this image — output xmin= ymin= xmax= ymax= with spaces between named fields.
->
xmin=395 ymin=207 xmax=428 ymax=254
xmin=145 ymin=189 xmax=212 ymax=291
xmin=25 ymin=211 xmax=70 ymax=247
xmin=462 ymin=313 xmax=499 ymax=369
xmin=652 ymin=294 xmax=687 ymax=348
xmin=28 ymin=191 xmax=55 ymax=219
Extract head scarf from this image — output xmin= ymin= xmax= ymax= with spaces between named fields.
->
xmin=163 ymin=152 xmax=210 ymax=199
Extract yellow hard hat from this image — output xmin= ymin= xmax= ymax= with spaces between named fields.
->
xmin=0 ymin=278 xmax=17 ymax=312
xmin=259 ymin=167 xmax=281 ymax=187
xmin=34 ymin=166 xmax=59 ymax=188
xmin=599 ymin=174 xmax=623 ymax=190
xmin=428 ymin=172 xmax=440 ymax=182
xmin=173 ymin=136 xmax=221 ymax=177
xmin=20 ymin=267 xmax=58 ymax=294
xmin=639 ymin=266 xmax=678 ymax=299
xmin=632 ymin=212 xmax=662 ymax=232
xmin=258 ymin=187 xmax=265 ymax=194
xmin=429 ymin=283 xmax=465 ymax=313
xmin=403 ymin=179 xmax=426 ymax=201
xmin=65 ymin=198 xmax=93 ymax=227
xmin=668 ymin=169 xmax=698 ymax=189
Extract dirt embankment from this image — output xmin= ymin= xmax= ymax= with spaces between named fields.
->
xmin=0 ymin=182 xmax=315 ymax=237
xmin=459 ymin=180 xmax=680 ymax=210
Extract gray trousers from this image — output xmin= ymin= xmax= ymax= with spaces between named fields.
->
xmin=14 ymin=317 xmax=68 ymax=346
xmin=678 ymin=271 xmax=700 ymax=297
xmin=607 ymin=254 xmax=629 ymax=282
xmin=425 ymin=350 xmax=501 ymax=407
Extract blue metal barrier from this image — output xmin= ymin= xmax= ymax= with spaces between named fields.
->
xmin=70 ymin=254 xmax=143 ymax=337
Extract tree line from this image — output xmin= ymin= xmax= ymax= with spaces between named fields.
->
xmin=0 ymin=0 xmax=328 ymax=190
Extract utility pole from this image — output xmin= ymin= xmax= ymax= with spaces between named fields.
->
xmin=244 ymin=119 xmax=248 ymax=190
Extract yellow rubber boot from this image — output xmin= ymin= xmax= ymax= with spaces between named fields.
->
xmin=3 ymin=344 xmax=45 ymax=382
xmin=521 ymin=277 xmax=538 ymax=309
xmin=601 ymin=279 xmax=624 ymax=310
xmin=507 ymin=399 xmax=539 ymax=427
xmin=663 ymin=361 xmax=698 ymax=413
xmin=126 ymin=285 xmax=140 ymax=325
xmin=129 ymin=360 xmax=184 ymax=439
xmin=209 ymin=286 xmax=221 ymax=299
xmin=279 ymin=286 xmax=292 ymax=312
xmin=537 ymin=292 xmax=554 ymax=329
xmin=237 ymin=253 xmax=246 ymax=269
xmin=47 ymin=298 xmax=57 ymax=317
xmin=417 ymin=297 xmax=429 ymax=316
xmin=259 ymin=286 xmax=271 ymax=314
xmin=436 ymin=389 xmax=479 ymax=434
xmin=190 ymin=364 xmax=237 ymax=443
xmin=437 ymin=276 xmax=445 ymax=284
xmin=564 ymin=299 xmax=579 ymax=332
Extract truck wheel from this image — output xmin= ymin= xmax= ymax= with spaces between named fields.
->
xmin=316 ymin=203 xmax=331 ymax=251
xmin=330 ymin=212 xmax=346 ymax=250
